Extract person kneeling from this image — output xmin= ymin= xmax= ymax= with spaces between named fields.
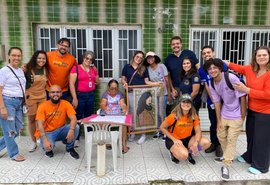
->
xmin=35 ymin=85 xmax=80 ymax=159
xmin=160 ymin=94 xmax=211 ymax=164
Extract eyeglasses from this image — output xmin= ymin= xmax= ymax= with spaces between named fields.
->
xmin=85 ymin=57 xmax=93 ymax=61
xmin=50 ymin=91 xmax=62 ymax=94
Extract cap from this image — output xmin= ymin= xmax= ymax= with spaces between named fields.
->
xmin=179 ymin=94 xmax=193 ymax=103
xmin=146 ymin=51 xmax=156 ymax=57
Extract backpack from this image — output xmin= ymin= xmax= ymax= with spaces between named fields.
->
xmin=210 ymin=70 xmax=245 ymax=90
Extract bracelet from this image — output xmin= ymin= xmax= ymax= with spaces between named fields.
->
xmin=70 ymin=128 xmax=75 ymax=131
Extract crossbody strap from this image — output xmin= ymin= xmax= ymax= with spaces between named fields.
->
xmin=7 ymin=66 xmax=26 ymax=102
xmin=128 ymin=69 xmax=138 ymax=85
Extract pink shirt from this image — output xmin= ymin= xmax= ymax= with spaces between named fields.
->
xmin=70 ymin=65 xmax=98 ymax=92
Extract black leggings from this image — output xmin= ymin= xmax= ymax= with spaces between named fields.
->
xmin=242 ymin=109 xmax=270 ymax=173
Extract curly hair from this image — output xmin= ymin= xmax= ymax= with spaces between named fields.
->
xmin=26 ymin=50 xmax=48 ymax=72
xmin=203 ymin=58 xmax=224 ymax=72
xmin=251 ymin=46 xmax=270 ymax=73
xmin=136 ymin=91 xmax=152 ymax=116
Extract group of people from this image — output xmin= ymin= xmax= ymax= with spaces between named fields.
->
xmin=0 ymin=36 xmax=269 ymax=181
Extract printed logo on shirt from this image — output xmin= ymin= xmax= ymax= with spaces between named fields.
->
xmin=177 ymin=120 xmax=193 ymax=127
xmin=194 ymin=76 xmax=199 ymax=82
xmin=53 ymin=60 xmax=68 ymax=68
xmin=184 ymin=79 xmax=190 ymax=85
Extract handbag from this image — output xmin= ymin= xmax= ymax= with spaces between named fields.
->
xmin=7 ymin=66 xmax=28 ymax=114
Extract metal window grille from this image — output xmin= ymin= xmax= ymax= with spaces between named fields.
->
xmin=36 ymin=25 xmax=141 ymax=79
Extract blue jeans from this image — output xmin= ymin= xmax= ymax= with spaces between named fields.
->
xmin=40 ymin=124 xmax=79 ymax=151
xmin=76 ymin=91 xmax=95 ymax=139
xmin=157 ymin=95 xmax=168 ymax=129
xmin=0 ymin=96 xmax=23 ymax=159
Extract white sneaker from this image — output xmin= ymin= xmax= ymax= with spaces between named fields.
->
xmin=128 ymin=134 xmax=135 ymax=142
xmin=137 ymin=134 xmax=146 ymax=145
xmin=29 ymin=142 xmax=37 ymax=152
xmin=74 ymin=140 xmax=80 ymax=148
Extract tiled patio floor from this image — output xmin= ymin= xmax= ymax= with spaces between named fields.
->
xmin=0 ymin=133 xmax=269 ymax=185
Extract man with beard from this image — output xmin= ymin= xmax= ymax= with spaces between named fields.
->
xmin=46 ymin=38 xmax=77 ymax=99
xmin=36 ymin=85 xmax=80 ymax=159
xmin=164 ymin=36 xmax=199 ymax=105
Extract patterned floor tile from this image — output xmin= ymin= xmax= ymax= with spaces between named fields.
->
xmin=0 ymin=133 xmax=268 ymax=184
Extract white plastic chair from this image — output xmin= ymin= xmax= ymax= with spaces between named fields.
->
xmin=96 ymin=109 xmax=123 ymax=158
xmin=84 ymin=123 xmax=119 ymax=173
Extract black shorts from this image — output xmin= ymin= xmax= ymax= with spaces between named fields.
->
xmin=165 ymin=129 xmax=195 ymax=150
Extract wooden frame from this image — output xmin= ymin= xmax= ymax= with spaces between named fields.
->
xmin=126 ymin=85 xmax=164 ymax=133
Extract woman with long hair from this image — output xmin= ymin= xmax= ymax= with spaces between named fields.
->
xmin=223 ymin=46 xmax=270 ymax=174
xmin=25 ymin=50 xmax=48 ymax=152
xmin=179 ymin=57 xmax=203 ymax=112
xmin=136 ymin=91 xmax=154 ymax=127
xmin=121 ymin=51 xmax=158 ymax=145
xmin=160 ymin=94 xmax=210 ymax=165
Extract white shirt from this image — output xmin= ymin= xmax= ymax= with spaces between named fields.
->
xmin=0 ymin=65 xmax=26 ymax=97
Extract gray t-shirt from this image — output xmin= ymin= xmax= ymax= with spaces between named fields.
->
xmin=147 ymin=64 xmax=168 ymax=95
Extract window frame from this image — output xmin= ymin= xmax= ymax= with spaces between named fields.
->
xmin=34 ymin=24 xmax=142 ymax=82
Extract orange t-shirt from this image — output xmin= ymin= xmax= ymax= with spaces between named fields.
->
xmin=35 ymin=100 xmax=76 ymax=135
xmin=165 ymin=113 xmax=200 ymax=140
xmin=46 ymin=51 xmax=77 ymax=92
xmin=229 ymin=63 xmax=270 ymax=114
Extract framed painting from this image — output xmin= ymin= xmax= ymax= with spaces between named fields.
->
xmin=132 ymin=86 xmax=158 ymax=131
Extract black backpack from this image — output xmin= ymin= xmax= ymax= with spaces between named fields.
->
xmin=210 ymin=70 xmax=245 ymax=90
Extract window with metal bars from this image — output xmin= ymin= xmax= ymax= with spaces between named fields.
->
xmin=35 ymin=25 xmax=141 ymax=80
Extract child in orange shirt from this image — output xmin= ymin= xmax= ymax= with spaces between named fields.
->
xmin=160 ymin=94 xmax=211 ymax=164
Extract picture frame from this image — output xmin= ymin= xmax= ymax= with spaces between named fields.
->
xmin=132 ymin=86 xmax=158 ymax=131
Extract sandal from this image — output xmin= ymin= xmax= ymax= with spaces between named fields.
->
xmin=122 ymin=146 xmax=130 ymax=154
xmin=13 ymin=154 xmax=25 ymax=162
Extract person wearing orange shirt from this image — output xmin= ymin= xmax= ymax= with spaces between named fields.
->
xmin=223 ymin=46 xmax=270 ymax=175
xmin=36 ymin=85 xmax=79 ymax=159
xmin=160 ymin=94 xmax=210 ymax=165
xmin=46 ymin=38 xmax=77 ymax=99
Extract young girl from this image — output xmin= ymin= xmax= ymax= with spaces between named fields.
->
xmin=160 ymin=94 xmax=210 ymax=164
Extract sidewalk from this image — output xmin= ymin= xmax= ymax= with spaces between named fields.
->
xmin=0 ymin=133 xmax=269 ymax=185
